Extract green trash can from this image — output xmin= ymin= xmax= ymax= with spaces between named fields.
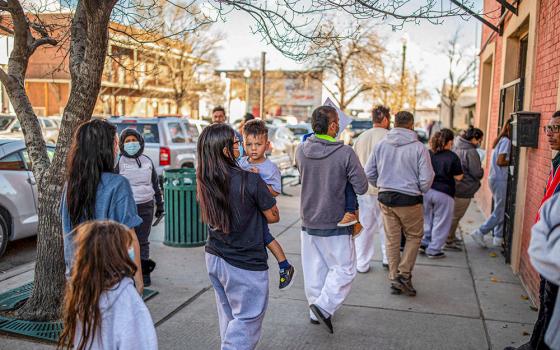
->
xmin=163 ymin=168 xmax=207 ymax=247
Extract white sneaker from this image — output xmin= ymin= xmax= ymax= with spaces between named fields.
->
xmin=493 ymin=237 xmax=504 ymax=247
xmin=471 ymin=230 xmax=487 ymax=248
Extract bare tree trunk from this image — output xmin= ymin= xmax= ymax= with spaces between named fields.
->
xmin=449 ymin=101 xmax=455 ymax=129
xmin=15 ymin=0 xmax=118 ymax=320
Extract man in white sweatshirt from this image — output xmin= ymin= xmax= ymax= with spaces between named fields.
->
xmin=352 ymin=105 xmax=391 ymax=273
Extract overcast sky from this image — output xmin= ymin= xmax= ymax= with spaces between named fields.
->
xmin=213 ymin=6 xmax=482 ymax=109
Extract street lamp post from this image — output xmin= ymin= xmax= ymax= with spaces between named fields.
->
xmin=400 ymin=33 xmax=409 ymax=111
xmin=244 ymin=68 xmax=251 ymax=114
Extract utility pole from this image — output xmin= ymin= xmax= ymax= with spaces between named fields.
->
xmin=260 ymin=51 xmax=266 ymax=119
xmin=400 ymin=34 xmax=408 ymax=112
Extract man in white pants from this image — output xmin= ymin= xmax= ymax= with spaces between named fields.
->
xmin=352 ymin=105 xmax=391 ymax=273
xmin=296 ymin=106 xmax=368 ymax=334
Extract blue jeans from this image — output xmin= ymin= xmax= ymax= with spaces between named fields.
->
xmin=263 ymin=222 xmax=274 ymax=246
xmin=206 ymin=253 xmax=269 ymax=350
xmin=345 ymin=182 xmax=358 ymax=213
xmin=479 ymin=179 xmax=507 ymax=238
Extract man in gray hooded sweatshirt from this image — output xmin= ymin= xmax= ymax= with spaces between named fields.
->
xmin=365 ymin=111 xmax=434 ymax=296
xmin=296 ymin=105 xmax=368 ymax=334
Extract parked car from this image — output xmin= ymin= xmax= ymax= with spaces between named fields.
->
xmin=38 ymin=117 xmax=59 ymax=144
xmin=0 ymin=114 xmax=60 ymax=143
xmin=415 ymin=128 xmax=429 ymax=144
xmin=108 ymin=116 xmax=198 ymax=176
xmin=0 ymin=114 xmax=23 ymax=139
xmin=286 ymin=123 xmax=313 ymax=141
xmin=0 ymin=138 xmax=55 ymax=256
xmin=267 ymin=125 xmax=299 ymax=166
xmin=340 ymin=119 xmax=373 ymax=145
xmin=189 ymin=119 xmax=209 ymax=138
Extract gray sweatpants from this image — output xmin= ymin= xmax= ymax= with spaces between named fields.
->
xmin=205 ymin=253 xmax=269 ymax=350
xmin=422 ymin=189 xmax=455 ymax=255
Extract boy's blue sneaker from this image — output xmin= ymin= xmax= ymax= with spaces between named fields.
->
xmin=279 ymin=265 xmax=295 ymax=290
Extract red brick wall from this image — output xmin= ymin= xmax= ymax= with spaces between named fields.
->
xmin=475 ymin=0 xmax=504 ymax=217
xmin=475 ymin=0 xmax=560 ymax=301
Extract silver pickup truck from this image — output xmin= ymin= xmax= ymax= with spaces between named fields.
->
xmin=108 ymin=116 xmax=201 ymax=176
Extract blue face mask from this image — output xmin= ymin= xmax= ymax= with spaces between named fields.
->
xmin=124 ymin=142 xmax=141 ymax=156
xmin=128 ymin=246 xmax=135 ymax=261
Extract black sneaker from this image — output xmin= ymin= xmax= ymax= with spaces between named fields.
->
xmin=443 ymin=242 xmax=462 ymax=251
xmin=419 ymin=245 xmax=427 ymax=254
xmin=309 ymin=304 xmax=333 ymax=334
xmin=310 ymin=318 xmax=320 ymax=325
xmin=427 ymin=252 xmax=446 ymax=259
xmin=279 ymin=265 xmax=295 ymax=290
xmin=143 ymin=274 xmax=151 ymax=287
xmin=397 ymin=275 xmax=417 ymax=297
xmin=390 ymin=278 xmax=404 ymax=295
xmin=382 ymin=263 xmax=389 ymax=269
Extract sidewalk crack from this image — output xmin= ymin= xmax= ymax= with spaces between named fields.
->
xmin=154 ymin=285 xmax=212 ymax=328
xmin=465 ymin=241 xmax=493 ymax=350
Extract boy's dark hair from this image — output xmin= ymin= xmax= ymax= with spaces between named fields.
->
xmin=243 ymin=119 xmax=268 ymax=138
xmin=463 ymin=126 xmax=484 ymax=141
xmin=212 ymin=106 xmax=225 ymax=114
xmin=243 ymin=113 xmax=256 ymax=122
xmin=311 ymin=105 xmax=337 ymax=134
xmin=372 ymin=105 xmax=390 ymax=124
xmin=553 ymin=110 xmax=560 ymax=119
xmin=394 ymin=111 xmax=414 ymax=128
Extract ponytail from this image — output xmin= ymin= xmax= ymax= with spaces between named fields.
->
xmin=430 ymin=128 xmax=455 ymax=153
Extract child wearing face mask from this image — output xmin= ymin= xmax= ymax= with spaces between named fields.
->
xmin=117 ymin=129 xmax=164 ymax=287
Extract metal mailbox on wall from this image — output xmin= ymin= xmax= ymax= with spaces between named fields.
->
xmin=511 ymin=111 xmax=540 ymax=148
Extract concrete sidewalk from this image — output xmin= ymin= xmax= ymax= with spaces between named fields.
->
xmin=0 ymin=186 xmax=538 ymax=349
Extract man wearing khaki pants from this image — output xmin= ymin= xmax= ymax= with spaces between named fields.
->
xmin=365 ymin=111 xmax=434 ymax=296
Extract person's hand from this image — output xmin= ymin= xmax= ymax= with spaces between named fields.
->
xmin=155 ymin=206 xmax=164 ymax=219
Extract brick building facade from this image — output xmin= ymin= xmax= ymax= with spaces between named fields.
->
xmin=475 ymin=0 xmax=560 ymax=301
xmin=0 ymin=14 xmax=204 ymax=118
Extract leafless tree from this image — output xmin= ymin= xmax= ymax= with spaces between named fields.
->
xmin=439 ymin=30 xmax=476 ymax=128
xmin=159 ymin=7 xmax=223 ymax=115
xmin=306 ymin=21 xmax=385 ymax=112
xmin=0 ymin=0 xmax=486 ymax=322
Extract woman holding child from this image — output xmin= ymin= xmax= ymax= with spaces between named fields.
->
xmin=197 ymin=123 xmax=280 ymax=350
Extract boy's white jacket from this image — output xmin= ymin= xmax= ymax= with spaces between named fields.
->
xmin=74 ymin=277 xmax=158 ymax=350
xmin=528 ymin=192 xmax=560 ymax=350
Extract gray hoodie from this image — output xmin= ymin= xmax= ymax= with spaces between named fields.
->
xmin=528 ymin=193 xmax=560 ymax=350
xmin=296 ymin=136 xmax=368 ymax=231
xmin=74 ymin=277 xmax=158 ymax=350
xmin=453 ymin=136 xmax=484 ymax=198
xmin=365 ymin=128 xmax=434 ymax=197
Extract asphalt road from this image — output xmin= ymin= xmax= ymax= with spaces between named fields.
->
xmin=0 ymin=236 xmax=36 ymax=273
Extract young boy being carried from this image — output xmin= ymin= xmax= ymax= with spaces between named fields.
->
xmin=239 ymin=119 xmax=296 ymax=289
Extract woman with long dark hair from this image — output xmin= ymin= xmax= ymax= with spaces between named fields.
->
xmin=446 ymin=127 xmax=484 ymax=250
xmin=421 ymin=129 xmax=464 ymax=259
xmin=471 ymin=121 xmax=511 ymax=248
xmin=198 ymin=123 xmax=279 ymax=350
xmin=61 ymin=119 xmax=143 ymax=290
xmin=58 ymin=221 xmax=157 ymax=350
